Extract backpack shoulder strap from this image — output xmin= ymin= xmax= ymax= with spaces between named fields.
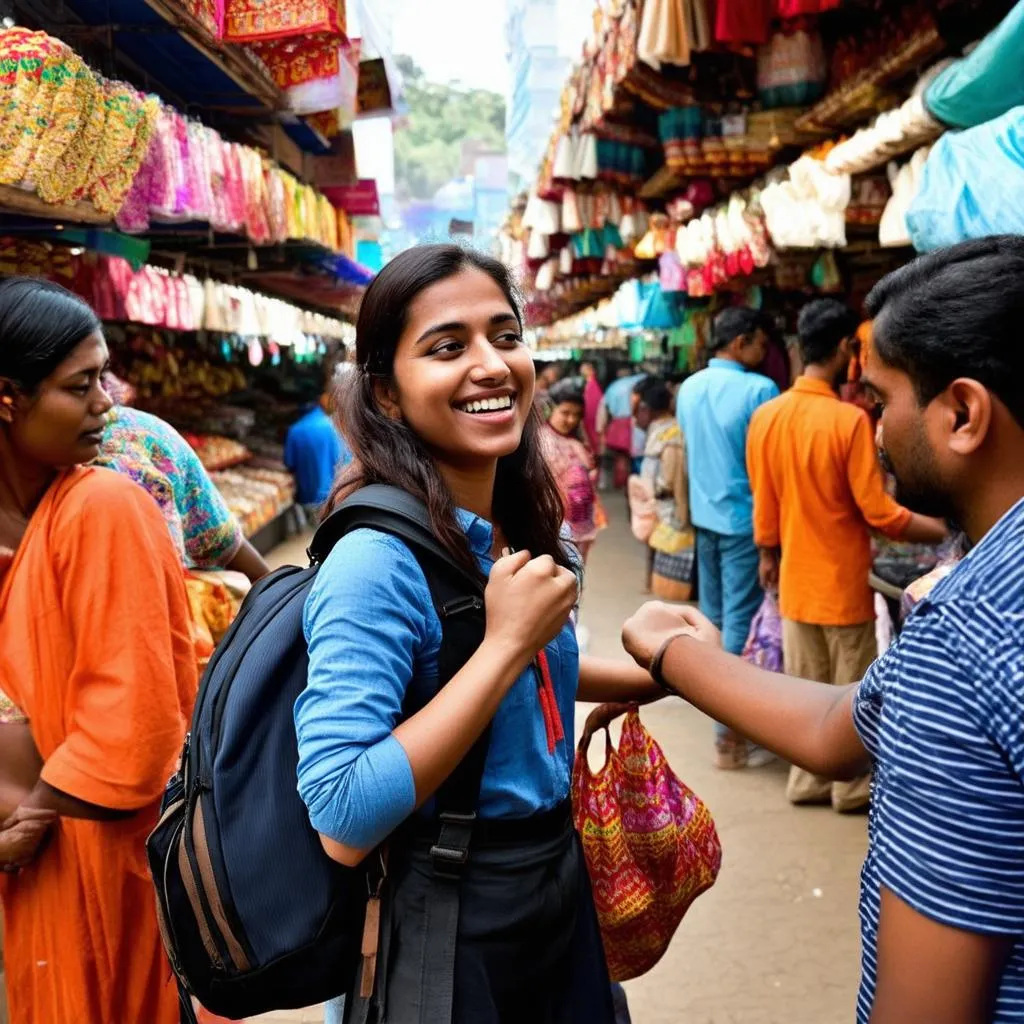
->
xmin=307 ymin=484 xmax=483 ymax=595
xmin=308 ymin=485 xmax=490 ymax=855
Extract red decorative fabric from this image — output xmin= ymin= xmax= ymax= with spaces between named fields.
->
xmin=222 ymin=0 xmax=344 ymax=43
xmin=250 ymin=33 xmax=340 ymax=89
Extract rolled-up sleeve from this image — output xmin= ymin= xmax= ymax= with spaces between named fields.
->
xmin=295 ymin=529 xmax=431 ymax=849
xmin=846 ymin=414 xmax=912 ymax=538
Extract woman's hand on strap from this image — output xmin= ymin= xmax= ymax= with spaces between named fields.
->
xmin=483 ymin=550 xmax=578 ymax=672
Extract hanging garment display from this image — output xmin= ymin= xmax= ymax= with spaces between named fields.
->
xmin=879 ymin=145 xmax=932 ymax=248
xmin=637 ymin=0 xmax=692 ymax=71
xmin=756 ymin=24 xmax=828 ymax=109
xmin=0 ymin=30 xmax=158 ymax=213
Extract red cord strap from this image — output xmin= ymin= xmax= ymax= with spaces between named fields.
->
xmin=534 ymin=649 xmax=565 ymax=755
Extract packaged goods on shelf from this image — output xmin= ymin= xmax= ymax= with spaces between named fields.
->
xmin=210 ymin=466 xmax=296 ymax=538
xmin=183 ymin=434 xmax=252 ymax=471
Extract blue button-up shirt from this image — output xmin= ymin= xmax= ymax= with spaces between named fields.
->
xmin=295 ymin=511 xmax=578 ymax=850
xmin=677 ymin=358 xmax=779 ymax=536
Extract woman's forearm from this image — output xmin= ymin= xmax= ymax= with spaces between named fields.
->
xmin=320 ymin=639 xmax=527 ymax=867
xmin=577 ymin=654 xmax=665 ymax=704
xmin=394 ymin=638 xmax=526 ymax=807
xmin=659 ymin=636 xmax=867 ymax=777
xmin=21 ymin=780 xmax=134 ymax=820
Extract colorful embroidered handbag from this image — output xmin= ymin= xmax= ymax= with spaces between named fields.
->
xmin=572 ymin=704 xmax=722 ymax=982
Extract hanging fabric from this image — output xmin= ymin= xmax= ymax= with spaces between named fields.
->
xmin=637 ymin=0 xmax=692 ymax=70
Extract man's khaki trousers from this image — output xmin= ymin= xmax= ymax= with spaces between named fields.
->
xmin=782 ymin=618 xmax=876 ymax=812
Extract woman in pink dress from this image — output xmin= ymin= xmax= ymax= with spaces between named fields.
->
xmin=580 ymin=361 xmax=604 ymax=456
xmin=541 ymin=381 xmax=606 ymax=563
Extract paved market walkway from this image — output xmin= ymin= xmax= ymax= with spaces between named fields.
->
xmin=256 ymin=500 xmax=867 ymax=1024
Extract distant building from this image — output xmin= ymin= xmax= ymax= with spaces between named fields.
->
xmin=506 ymin=0 xmax=592 ymax=193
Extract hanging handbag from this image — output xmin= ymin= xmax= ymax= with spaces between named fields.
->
xmin=627 ymin=474 xmax=658 ymax=542
xmin=572 ymin=704 xmax=722 ymax=982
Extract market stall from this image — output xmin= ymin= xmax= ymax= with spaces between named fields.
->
xmin=0 ymin=6 xmax=375 ymax=553
xmin=508 ymin=0 xmax=1023 ymax=605
xmin=508 ymin=0 xmax=1021 ymax=364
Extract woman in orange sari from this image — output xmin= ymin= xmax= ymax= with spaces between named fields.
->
xmin=0 ymin=278 xmax=197 ymax=1024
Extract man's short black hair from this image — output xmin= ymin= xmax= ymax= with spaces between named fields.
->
xmin=797 ymin=299 xmax=859 ymax=366
xmin=865 ymin=236 xmax=1024 ymax=427
xmin=710 ymin=306 xmax=761 ymax=353
xmin=636 ymin=377 xmax=673 ymax=414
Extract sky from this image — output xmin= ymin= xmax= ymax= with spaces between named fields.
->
xmin=391 ymin=0 xmax=510 ymax=94
xmin=385 ymin=0 xmax=594 ymax=95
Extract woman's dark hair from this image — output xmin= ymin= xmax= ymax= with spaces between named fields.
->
xmin=549 ymin=380 xmax=584 ymax=407
xmin=865 ymin=236 xmax=1024 ymax=427
xmin=0 ymin=277 xmax=101 ymax=392
xmin=796 ymin=298 xmax=859 ymax=366
xmin=329 ymin=243 xmax=571 ymax=577
xmin=636 ymin=378 xmax=673 ymax=415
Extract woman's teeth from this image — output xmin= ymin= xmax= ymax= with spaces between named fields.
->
xmin=461 ymin=396 xmax=513 ymax=414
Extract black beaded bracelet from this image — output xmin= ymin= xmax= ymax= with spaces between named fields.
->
xmin=649 ymin=631 xmax=690 ymax=693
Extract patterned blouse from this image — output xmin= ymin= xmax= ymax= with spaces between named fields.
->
xmin=93 ymin=407 xmax=243 ymax=570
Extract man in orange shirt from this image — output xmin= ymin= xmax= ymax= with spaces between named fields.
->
xmin=746 ymin=299 xmax=945 ymax=811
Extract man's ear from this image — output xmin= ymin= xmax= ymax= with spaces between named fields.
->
xmin=942 ymin=378 xmax=991 ymax=457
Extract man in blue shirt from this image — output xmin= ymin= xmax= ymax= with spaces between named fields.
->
xmin=677 ymin=307 xmax=779 ymax=766
xmin=624 ymin=237 xmax=1024 ymax=1023
xmin=284 ymin=369 xmax=351 ymax=513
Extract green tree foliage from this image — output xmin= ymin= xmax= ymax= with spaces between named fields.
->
xmin=394 ymin=55 xmax=506 ymax=201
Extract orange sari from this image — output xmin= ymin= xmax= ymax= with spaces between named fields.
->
xmin=0 ymin=467 xmax=198 ymax=1024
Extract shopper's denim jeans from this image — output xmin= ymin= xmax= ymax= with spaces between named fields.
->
xmin=695 ymin=528 xmax=764 ymax=739
xmin=324 ymin=996 xmax=345 ymax=1024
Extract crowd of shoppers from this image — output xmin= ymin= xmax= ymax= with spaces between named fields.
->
xmin=0 ymin=236 xmax=1020 ymax=1024
xmin=624 ymin=235 xmax=1024 ymax=1024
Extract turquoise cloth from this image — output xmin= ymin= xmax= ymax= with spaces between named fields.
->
xmin=907 ymin=105 xmax=1024 ymax=251
xmin=925 ymin=2 xmax=1024 ymax=129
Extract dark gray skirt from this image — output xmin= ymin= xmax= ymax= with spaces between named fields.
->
xmin=346 ymin=803 xmax=615 ymax=1024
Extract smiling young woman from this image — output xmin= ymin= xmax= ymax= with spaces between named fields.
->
xmin=295 ymin=244 xmax=664 ymax=1024
xmin=0 ymin=277 xmax=197 ymax=1024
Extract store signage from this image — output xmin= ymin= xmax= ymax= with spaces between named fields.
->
xmin=322 ymin=179 xmax=380 ymax=216
xmin=357 ymin=59 xmax=392 ymax=115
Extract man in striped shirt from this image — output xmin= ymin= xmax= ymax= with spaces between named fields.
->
xmin=623 ymin=236 xmax=1024 ymax=1023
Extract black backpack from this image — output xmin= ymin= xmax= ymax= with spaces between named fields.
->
xmin=148 ymin=485 xmax=489 ymax=1021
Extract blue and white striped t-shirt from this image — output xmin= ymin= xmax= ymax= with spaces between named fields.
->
xmin=853 ymin=496 xmax=1024 ymax=1022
